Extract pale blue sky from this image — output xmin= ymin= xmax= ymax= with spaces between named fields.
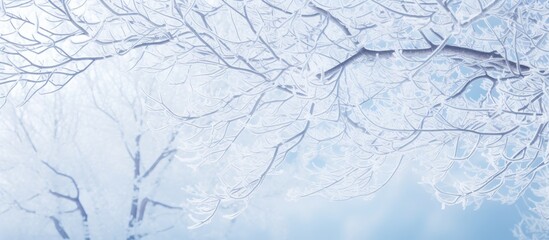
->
xmin=215 ymin=169 xmax=522 ymax=240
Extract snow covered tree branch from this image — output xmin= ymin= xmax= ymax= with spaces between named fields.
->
xmin=1 ymin=0 xmax=549 ymax=237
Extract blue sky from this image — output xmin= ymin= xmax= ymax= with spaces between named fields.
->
xmin=217 ymin=169 xmax=522 ymax=240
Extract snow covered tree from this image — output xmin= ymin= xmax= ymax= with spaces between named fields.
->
xmin=1 ymin=0 xmax=549 ymax=236
xmin=0 ymin=59 xmax=190 ymax=239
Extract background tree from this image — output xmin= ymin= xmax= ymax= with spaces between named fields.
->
xmin=87 ymin=59 xmax=185 ymax=239
xmin=1 ymin=0 xmax=549 ymax=237
xmin=0 ymin=58 xmax=197 ymax=239
xmin=0 ymin=87 xmax=90 ymax=239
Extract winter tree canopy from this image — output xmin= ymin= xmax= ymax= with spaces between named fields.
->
xmin=1 ymin=0 xmax=549 ymax=239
